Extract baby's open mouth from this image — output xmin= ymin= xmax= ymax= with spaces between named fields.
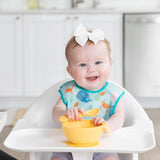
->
xmin=86 ymin=76 xmax=98 ymax=81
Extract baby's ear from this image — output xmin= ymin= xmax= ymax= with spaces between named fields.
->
xmin=66 ymin=66 xmax=71 ymax=75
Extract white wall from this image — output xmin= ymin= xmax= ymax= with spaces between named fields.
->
xmin=98 ymin=0 xmax=160 ymax=8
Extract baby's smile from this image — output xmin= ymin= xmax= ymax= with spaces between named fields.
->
xmin=86 ymin=75 xmax=99 ymax=81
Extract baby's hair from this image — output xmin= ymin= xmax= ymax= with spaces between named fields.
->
xmin=65 ymin=33 xmax=111 ymax=63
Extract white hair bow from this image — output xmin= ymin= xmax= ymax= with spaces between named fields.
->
xmin=74 ymin=24 xmax=105 ymax=47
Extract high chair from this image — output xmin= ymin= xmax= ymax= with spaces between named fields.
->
xmin=4 ymin=79 xmax=155 ymax=160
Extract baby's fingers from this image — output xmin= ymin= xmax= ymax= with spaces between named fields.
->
xmin=66 ymin=108 xmax=79 ymax=121
xmin=78 ymin=108 xmax=85 ymax=118
xmin=67 ymin=109 xmax=76 ymax=121
xmin=92 ymin=117 xmax=105 ymax=126
xmin=66 ymin=109 xmax=73 ymax=121
xmin=73 ymin=108 xmax=80 ymax=120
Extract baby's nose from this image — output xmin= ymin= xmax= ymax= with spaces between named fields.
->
xmin=87 ymin=65 xmax=96 ymax=73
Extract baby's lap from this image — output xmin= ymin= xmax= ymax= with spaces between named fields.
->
xmin=51 ymin=152 xmax=119 ymax=160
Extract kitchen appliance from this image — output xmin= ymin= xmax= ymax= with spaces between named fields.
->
xmin=125 ymin=14 xmax=160 ymax=98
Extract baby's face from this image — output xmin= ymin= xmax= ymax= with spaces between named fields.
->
xmin=67 ymin=41 xmax=112 ymax=91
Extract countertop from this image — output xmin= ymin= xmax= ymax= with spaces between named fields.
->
xmin=0 ymin=7 xmax=160 ymax=14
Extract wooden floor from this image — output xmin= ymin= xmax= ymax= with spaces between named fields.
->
xmin=0 ymin=109 xmax=159 ymax=160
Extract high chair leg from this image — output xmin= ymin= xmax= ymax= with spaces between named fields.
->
xmin=72 ymin=152 xmax=93 ymax=160
xmin=29 ymin=152 xmax=37 ymax=160
xmin=132 ymin=153 xmax=138 ymax=160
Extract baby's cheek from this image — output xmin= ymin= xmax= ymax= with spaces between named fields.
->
xmin=101 ymin=69 xmax=110 ymax=79
xmin=74 ymin=71 xmax=85 ymax=81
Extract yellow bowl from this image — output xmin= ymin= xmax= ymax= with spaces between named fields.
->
xmin=62 ymin=119 xmax=105 ymax=147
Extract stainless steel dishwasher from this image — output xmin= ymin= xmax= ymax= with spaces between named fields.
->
xmin=125 ymin=14 xmax=160 ymax=100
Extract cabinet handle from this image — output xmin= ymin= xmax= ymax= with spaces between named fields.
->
xmin=66 ymin=17 xmax=70 ymax=20
xmin=16 ymin=16 xmax=20 ymax=20
xmin=74 ymin=16 xmax=78 ymax=20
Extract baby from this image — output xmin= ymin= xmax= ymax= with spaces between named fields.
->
xmin=51 ymin=24 xmax=125 ymax=160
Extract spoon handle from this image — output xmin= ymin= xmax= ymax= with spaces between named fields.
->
xmin=102 ymin=123 xmax=110 ymax=136
xmin=59 ymin=115 xmax=68 ymax=122
xmin=59 ymin=108 xmax=99 ymax=122
xmin=59 ymin=112 xmax=85 ymax=122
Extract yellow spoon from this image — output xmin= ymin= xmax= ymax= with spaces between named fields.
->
xmin=59 ymin=108 xmax=99 ymax=122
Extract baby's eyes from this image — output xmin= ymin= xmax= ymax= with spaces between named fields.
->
xmin=79 ymin=63 xmax=86 ymax=67
xmin=79 ymin=61 xmax=102 ymax=67
xmin=95 ymin=61 xmax=102 ymax=65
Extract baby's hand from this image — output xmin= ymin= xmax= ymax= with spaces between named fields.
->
xmin=92 ymin=117 xmax=105 ymax=126
xmin=92 ymin=117 xmax=108 ymax=133
xmin=65 ymin=108 xmax=85 ymax=121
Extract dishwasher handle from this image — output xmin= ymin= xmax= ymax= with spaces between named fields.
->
xmin=126 ymin=15 xmax=160 ymax=24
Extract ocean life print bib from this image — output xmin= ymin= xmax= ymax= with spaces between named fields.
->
xmin=59 ymin=80 xmax=125 ymax=120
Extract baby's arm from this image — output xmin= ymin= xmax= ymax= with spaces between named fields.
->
xmin=92 ymin=97 xmax=125 ymax=132
xmin=106 ymin=97 xmax=125 ymax=132
xmin=52 ymin=98 xmax=66 ymax=124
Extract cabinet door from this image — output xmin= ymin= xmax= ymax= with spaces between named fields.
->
xmin=24 ymin=15 xmax=71 ymax=96
xmin=0 ymin=15 xmax=23 ymax=96
xmin=73 ymin=14 xmax=123 ymax=85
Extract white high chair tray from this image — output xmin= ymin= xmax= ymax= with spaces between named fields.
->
xmin=4 ymin=125 xmax=155 ymax=153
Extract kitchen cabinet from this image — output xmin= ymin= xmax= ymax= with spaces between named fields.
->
xmin=23 ymin=15 xmax=71 ymax=96
xmin=0 ymin=15 xmax=23 ymax=96
xmin=0 ymin=13 xmax=123 ymax=97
